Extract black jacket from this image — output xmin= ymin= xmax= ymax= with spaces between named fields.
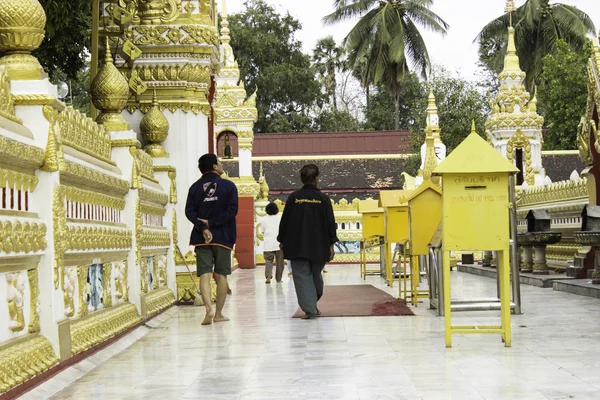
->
xmin=277 ymin=184 xmax=339 ymax=262
xmin=185 ymin=173 xmax=238 ymax=249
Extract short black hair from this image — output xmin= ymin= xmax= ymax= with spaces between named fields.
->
xmin=265 ymin=202 xmax=278 ymax=215
xmin=198 ymin=153 xmax=218 ymax=174
xmin=300 ymin=164 xmax=319 ymax=185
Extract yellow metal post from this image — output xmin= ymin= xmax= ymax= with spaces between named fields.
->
xmin=443 ymin=250 xmax=452 ymax=347
xmin=499 ymin=246 xmax=512 ymax=346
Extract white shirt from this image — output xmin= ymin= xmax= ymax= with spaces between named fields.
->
xmin=261 ymin=214 xmax=282 ymax=252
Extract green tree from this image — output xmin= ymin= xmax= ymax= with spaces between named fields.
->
xmin=313 ymin=36 xmax=345 ymax=110
xmin=33 ymin=0 xmax=91 ymax=80
xmin=229 ymin=0 xmax=323 ymax=133
xmin=477 ymin=0 xmax=595 ymax=89
xmin=538 ymin=39 xmax=591 ymax=150
xmin=430 ymin=69 xmax=489 ymax=153
xmin=363 ymin=72 xmax=426 ymax=132
xmin=312 ymin=109 xmax=361 ymax=132
xmin=324 ymin=0 xmax=449 ymax=130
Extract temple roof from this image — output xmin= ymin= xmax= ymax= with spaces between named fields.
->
xmin=542 ymin=153 xmax=585 ymax=182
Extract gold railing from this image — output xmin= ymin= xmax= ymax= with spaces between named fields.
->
xmin=0 ymin=66 xmax=21 ymax=124
xmin=517 ymin=178 xmax=589 ymax=207
xmin=57 ymin=107 xmax=112 ymax=164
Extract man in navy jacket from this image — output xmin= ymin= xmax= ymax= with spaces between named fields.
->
xmin=278 ymin=164 xmax=338 ymax=319
xmin=185 ymin=154 xmax=238 ymax=325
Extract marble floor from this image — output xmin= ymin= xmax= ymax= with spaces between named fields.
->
xmin=18 ymin=265 xmax=600 ymax=400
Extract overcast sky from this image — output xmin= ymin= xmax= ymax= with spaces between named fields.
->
xmin=226 ymin=0 xmax=600 ymax=81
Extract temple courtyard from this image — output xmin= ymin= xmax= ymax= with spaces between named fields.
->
xmin=17 ymin=266 xmax=600 ymax=400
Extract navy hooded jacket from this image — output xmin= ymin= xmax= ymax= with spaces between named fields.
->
xmin=185 ymin=172 xmax=238 ymax=250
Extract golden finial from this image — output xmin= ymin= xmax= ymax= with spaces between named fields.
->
xmin=425 ymin=88 xmax=440 ymax=140
xmin=141 ymin=89 xmax=169 ymax=158
xmin=505 ymin=0 xmax=516 ymax=26
xmin=258 ymin=162 xmax=269 ymax=201
xmin=471 ymin=120 xmax=477 ymax=134
xmin=91 ymin=37 xmax=130 ymax=131
xmin=220 ymin=0 xmax=230 ymax=44
xmin=0 ymin=0 xmax=46 ymax=80
xmin=528 ymin=86 xmax=538 ymax=113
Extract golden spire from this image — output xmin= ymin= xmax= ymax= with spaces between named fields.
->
xmin=425 ymin=88 xmax=441 ymax=141
xmin=141 ymin=89 xmax=170 ymax=158
xmin=0 ymin=0 xmax=46 ymax=80
xmin=471 ymin=120 xmax=477 ymax=134
xmin=503 ymin=26 xmax=521 ymax=72
xmin=528 ymin=87 xmax=538 ymax=113
xmin=220 ymin=0 xmax=230 ymax=44
xmin=91 ymin=37 xmax=130 ymax=131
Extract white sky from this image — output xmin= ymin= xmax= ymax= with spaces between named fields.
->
xmin=226 ymin=0 xmax=600 ymax=81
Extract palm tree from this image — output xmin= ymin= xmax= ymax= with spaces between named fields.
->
xmin=313 ymin=36 xmax=346 ymax=110
xmin=477 ymin=0 xmax=595 ymax=89
xmin=324 ymin=0 xmax=449 ymax=130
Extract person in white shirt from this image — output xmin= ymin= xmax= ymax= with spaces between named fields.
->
xmin=261 ymin=202 xmax=284 ymax=283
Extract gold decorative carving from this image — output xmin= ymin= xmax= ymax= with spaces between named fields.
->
xmin=137 ymin=148 xmax=157 ymax=182
xmin=119 ymin=0 xmax=182 ymax=25
xmin=129 ymin=146 xmax=142 ymax=189
xmin=0 ymin=65 xmax=21 ymax=123
xmin=57 ymin=107 xmax=113 ymax=164
xmin=142 ymin=228 xmax=171 ymax=248
xmin=60 ymin=161 xmax=130 ymax=195
xmin=76 ymin=265 xmax=89 ymax=318
xmin=140 ymin=187 xmax=169 ymax=206
xmin=0 ymin=135 xmax=45 ymax=169
xmin=112 ymin=138 xmax=141 ymax=148
xmin=0 ymin=335 xmax=59 ymax=393
xmin=6 ymin=272 xmax=25 ymax=332
xmin=143 ymin=287 xmax=175 ymax=318
xmin=0 ymin=0 xmax=46 ymax=80
xmin=13 ymin=94 xmax=65 ymax=110
xmin=102 ymin=263 xmax=113 ymax=308
xmin=113 ymin=260 xmax=128 ymax=302
xmin=172 ymin=208 xmax=178 ymax=245
xmin=0 ymin=168 xmax=38 ymax=192
xmin=506 ymin=129 xmax=534 ymax=185
xmin=70 ymin=303 xmax=141 ymax=356
xmin=53 ymin=186 xmax=66 ymax=289
xmin=41 ymin=104 xmax=62 ymax=173
xmin=63 ymin=266 xmax=76 ymax=317
xmin=141 ymin=93 xmax=169 ymax=158
xmin=141 ymin=203 xmax=166 ymax=217
xmin=63 ymin=186 xmax=126 ymax=211
xmin=156 ymin=254 xmax=167 ymax=286
xmin=517 ymin=178 xmax=589 ymax=207
xmin=126 ymin=99 xmax=208 ymax=115
xmin=135 ymin=200 xmax=143 ymax=287
xmin=65 ymin=226 xmax=132 ymax=251
xmin=180 ymin=25 xmax=219 ymax=46
xmin=91 ymin=38 xmax=130 ymax=131
xmin=332 ymin=198 xmax=360 ymax=212
xmin=578 ymin=116 xmax=592 ymax=166
xmin=336 ymin=231 xmax=362 ymax=241
xmin=168 ymin=171 xmax=177 ymax=203
xmin=0 ymin=220 xmax=47 ymax=254
xmin=27 ymin=268 xmax=40 ymax=333
xmin=132 ymin=63 xmax=211 ymax=84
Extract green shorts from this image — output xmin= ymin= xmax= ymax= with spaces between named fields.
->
xmin=195 ymin=245 xmax=232 ymax=276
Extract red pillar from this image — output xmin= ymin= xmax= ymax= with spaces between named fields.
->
xmin=236 ymin=195 xmax=255 ymax=269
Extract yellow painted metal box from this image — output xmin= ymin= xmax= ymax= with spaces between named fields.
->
xmin=357 ymin=199 xmax=385 ymax=238
xmin=379 ymin=190 xmax=412 ymax=243
xmin=407 ymin=180 xmax=442 ymax=256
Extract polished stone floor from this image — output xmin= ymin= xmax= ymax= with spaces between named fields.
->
xmin=19 ymin=265 xmax=600 ymax=400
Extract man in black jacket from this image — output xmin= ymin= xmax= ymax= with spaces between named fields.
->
xmin=185 ymin=154 xmax=238 ymax=325
xmin=278 ymin=164 xmax=338 ymax=319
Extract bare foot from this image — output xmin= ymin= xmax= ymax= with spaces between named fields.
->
xmin=201 ymin=311 xmax=214 ymax=325
xmin=214 ymin=314 xmax=230 ymax=323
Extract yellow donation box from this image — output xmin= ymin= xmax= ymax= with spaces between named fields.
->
xmin=379 ymin=190 xmax=412 ymax=286
xmin=357 ymin=199 xmax=384 ymax=238
xmin=433 ymin=131 xmax=518 ymax=348
xmin=357 ymin=199 xmax=385 ymax=279
xmin=407 ymin=180 xmax=442 ymax=256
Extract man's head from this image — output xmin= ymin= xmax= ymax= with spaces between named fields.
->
xmin=300 ymin=164 xmax=319 ymax=186
xmin=198 ymin=153 xmax=224 ymax=175
xmin=265 ymin=202 xmax=279 ymax=215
